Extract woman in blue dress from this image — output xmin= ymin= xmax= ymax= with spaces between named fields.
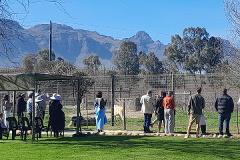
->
xmin=95 ymin=91 xmax=107 ymax=132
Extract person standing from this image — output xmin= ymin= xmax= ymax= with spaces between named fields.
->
xmin=2 ymin=95 xmax=12 ymax=127
xmin=185 ymin=87 xmax=205 ymax=138
xmin=140 ymin=90 xmax=155 ymax=133
xmin=152 ymin=91 xmax=166 ymax=133
xmin=0 ymin=113 xmax=7 ymax=139
xmin=35 ymin=96 xmax=44 ymax=118
xmin=49 ymin=93 xmax=65 ymax=137
xmin=163 ymin=91 xmax=175 ymax=135
xmin=95 ymin=91 xmax=107 ymax=132
xmin=26 ymin=93 xmax=33 ymax=126
xmin=16 ymin=93 xmax=26 ymax=123
xmin=215 ymin=88 xmax=234 ymax=137
xmin=36 ymin=89 xmax=49 ymax=120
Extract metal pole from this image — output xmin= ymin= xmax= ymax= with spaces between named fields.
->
xmin=171 ymin=72 xmax=174 ymax=91
xmin=123 ymin=99 xmax=126 ymax=130
xmin=32 ymin=75 xmax=37 ymax=141
xmin=76 ymin=79 xmax=81 ymax=134
xmin=120 ymin=87 xmax=122 ymax=99
xmin=49 ymin=20 xmax=52 ymax=61
xmin=13 ymin=91 xmax=16 ymax=117
xmin=237 ymin=103 xmax=239 ymax=134
xmin=1 ymin=98 xmax=2 ymax=113
xmin=111 ymin=75 xmax=115 ymax=126
xmin=183 ymin=74 xmax=186 ymax=111
xmin=85 ymin=96 xmax=88 ymax=129
xmin=32 ymin=90 xmax=35 ymax=141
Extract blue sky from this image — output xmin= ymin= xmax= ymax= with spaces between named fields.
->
xmin=13 ymin=0 xmax=230 ymax=44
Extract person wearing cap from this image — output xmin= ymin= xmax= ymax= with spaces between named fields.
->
xmin=163 ymin=91 xmax=175 ymax=135
xmin=49 ymin=93 xmax=65 ymax=137
xmin=140 ymin=90 xmax=155 ymax=133
xmin=2 ymin=95 xmax=12 ymax=127
xmin=215 ymin=88 xmax=234 ymax=137
xmin=95 ymin=91 xmax=107 ymax=132
xmin=185 ymin=87 xmax=205 ymax=138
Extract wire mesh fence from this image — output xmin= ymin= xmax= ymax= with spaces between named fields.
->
xmin=0 ymin=73 xmax=239 ymax=134
xmin=80 ymin=74 xmax=240 ymax=134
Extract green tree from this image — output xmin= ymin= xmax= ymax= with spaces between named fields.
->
xmin=83 ymin=55 xmax=101 ymax=75
xmin=37 ymin=48 xmax=56 ymax=61
xmin=22 ymin=50 xmax=75 ymax=75
xmin=22 ymin=54 xmax=37 ymax=73
xmin=165 ymin=27 xmax=223 ymax=73
xmin=140 ymin=52 xmax=165 ymax=74
xmin=113 ymin=41 xmax=139 ymax=75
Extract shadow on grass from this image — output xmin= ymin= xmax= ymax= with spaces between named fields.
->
xmin=34 ymin=135 xmax=240 ymax=159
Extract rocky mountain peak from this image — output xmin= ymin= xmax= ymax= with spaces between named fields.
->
xmin=129 ymin=31 xmax=154 ymax=44
xmin=0 ymin=20 xmax=167 ymax=67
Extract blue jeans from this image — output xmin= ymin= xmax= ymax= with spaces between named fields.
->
xmin=218 ymin=113 xmax=231 ymax=135
xmin=144 ymin=113 xmax=152 ymax=133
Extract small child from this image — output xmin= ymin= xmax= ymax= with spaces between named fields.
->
xmin=0 ymin=113 xmax=7 ymax=139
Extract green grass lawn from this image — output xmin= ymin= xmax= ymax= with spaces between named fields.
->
xmin=0 ymin=135 xmax=240 ymax=160
xmin=81 ymin=111 xmax=239 ymax=134
xmin=43 ymin=106 xmax=239 ymax=134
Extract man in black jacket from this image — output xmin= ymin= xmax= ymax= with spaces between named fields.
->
xmin=215 ymin=88 xmax=234 ymax=137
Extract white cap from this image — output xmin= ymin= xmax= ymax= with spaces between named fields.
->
xmin=50 ymin=93 xmax=62 ymax=101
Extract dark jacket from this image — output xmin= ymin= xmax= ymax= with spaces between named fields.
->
xmin=188 ymin=94 xmax=205 ymax=115
xmin=49 ymin=100 xmax=65 ymax=131
xmin=17 ymin=97 xmax=26 ymax=114
xmin=215 ymin=94 xmax=234 ymax=114
xmin=155 ymin=97 xmax=164 ymax=115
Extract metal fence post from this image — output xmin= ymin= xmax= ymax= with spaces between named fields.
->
xmin=75 ymin=79 xmax=82 ymax=135
xmin=237 ymin=105 xmax=239 ymax=134
xmin=111 ymin=75 xmax=115 ymax=126
xmin=123 ymin=99 xmax=126 ymax=130
xmin=171 ymin=72 xmax=174 ymax=91
xmin=13 ymin=91 xmax=16 ymax=117
xmin=32 ymin=89 xmax=35 ymax=141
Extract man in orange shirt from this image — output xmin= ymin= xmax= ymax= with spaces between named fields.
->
xmin=163 ymin=91 xmax=175 ymax=135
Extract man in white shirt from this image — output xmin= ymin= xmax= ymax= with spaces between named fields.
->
xmin=140 ymin=90 xmax=155 ymax=133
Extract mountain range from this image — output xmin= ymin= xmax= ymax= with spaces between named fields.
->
xmin=0 ymin=20 xmax=166 ymax=68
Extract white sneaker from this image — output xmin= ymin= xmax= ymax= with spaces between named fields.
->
xmin=184 ymin=134 xmax=190 ymax=138
xmin=218 ymin=134 xmax=223 ymax=138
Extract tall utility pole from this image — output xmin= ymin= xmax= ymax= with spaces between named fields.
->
xmin=49 ymin=20 xmax=52 ymax=61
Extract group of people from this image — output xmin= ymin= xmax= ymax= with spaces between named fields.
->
xmin=140 ymin=87 xmax=235 ymax=138
xmin=0 ymin=90 xmax=65 ymax=139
